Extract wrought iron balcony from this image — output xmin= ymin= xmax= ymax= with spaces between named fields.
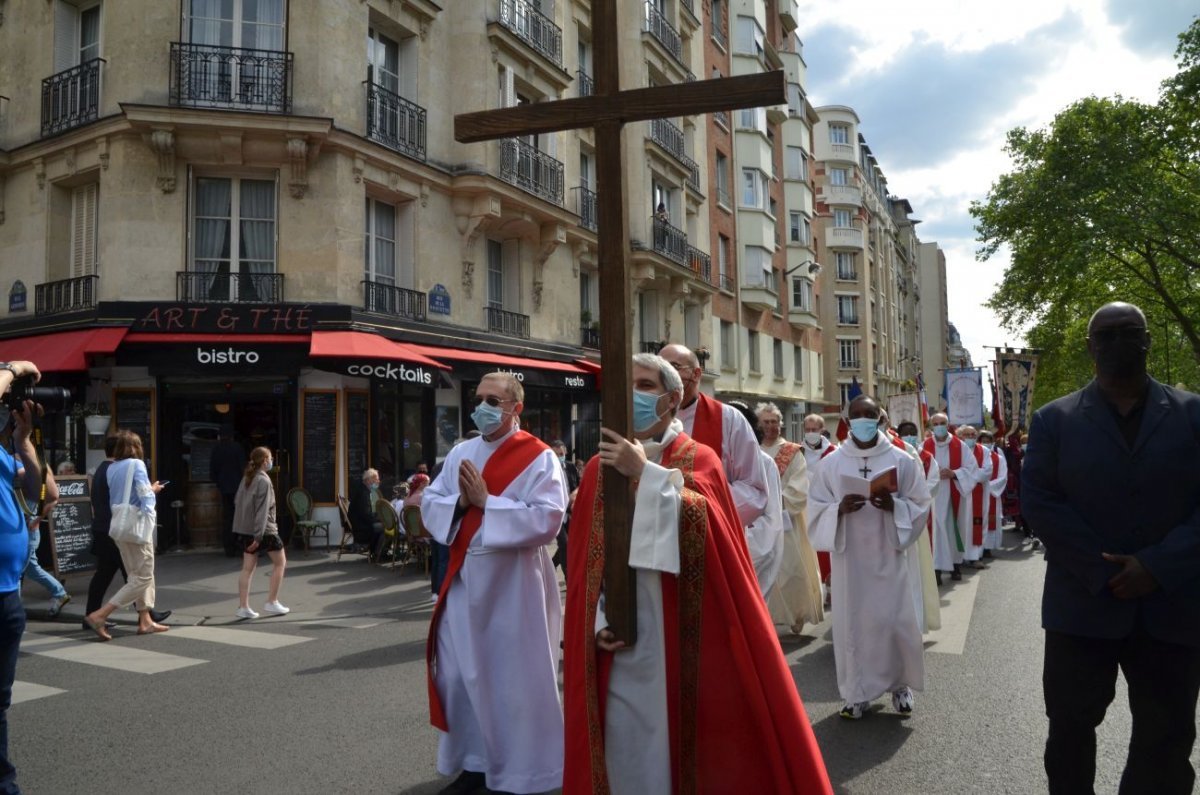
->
xmin=714 ymin=110 xmax=730 ymax=129
xmin=575 ymin=185 xmax=597 ymax=231
xmin=640 ymin=341 xmax=664 ymax=354
xmin=169 ymin=42 xmax=293 ymax=114
xmin=362 ymin=281 xmax=427 ymax=320
xmin=643 ymin=1 xmax=683 ymax=62
xmin=651 ymin=216 xmax=688 ymax=267
xmin=648 ymin=117 xmax=689 ymax=164
xmin=498 ymin=0 xmax=563 ymax=68
xmin=685 ymin=156 xmax=702 ymax=194
xmin=499 ymin=138 xmax=564 ymax=205
xmin=839 ymin=360 xmax=861 ymax=370
xmin=486 ymin=306 xmax=531 ymax=339
xmin=719 ymin=274 xmax=735 ymax=293
xmin=688 ymin=246 xmax=712 ymax=284
xmin=176 ymin=271 xmax=284 ymax=304
xmin=35 ymin=275 xmax=98 ymax=315
xmin=41 ymin=59 xmax=103 ymax=137
xmin=365 ymin=82 xmax=426 ymax=162
xmin=581 ymin=326 xmax=600 ymax=349
xmin=577 ymin=69 xmax=594 ymax=98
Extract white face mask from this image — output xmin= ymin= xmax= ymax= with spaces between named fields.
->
xmin=803 ymin=431 xmax=822 ymax=446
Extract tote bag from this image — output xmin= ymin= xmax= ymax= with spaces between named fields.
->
xmin=109 ymin=462 xmax=156 ymax=544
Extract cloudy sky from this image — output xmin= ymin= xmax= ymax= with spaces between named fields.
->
xmin=796 ymin=0 xmax=1196 ymax=370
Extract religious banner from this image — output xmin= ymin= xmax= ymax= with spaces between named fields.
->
xmin=945 ymin=367 xmax=985 ymax=427
xmin=996 ymin=349 xmax=1039 ymax=433
xmin=886 ymin=392 xmax=920 ymax=430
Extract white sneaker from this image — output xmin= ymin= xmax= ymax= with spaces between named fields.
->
xmin=839 ymin=701 xmax=868 ymax=720
xmin=262 ymin=600 xmax=290 ymax=615
xmin=48 ymin=594 xmax=71 ymax=618
xmin=430 ymin=593 xmax=439 ymax=604
xmin=891 ymin=687 xmax=914 ymax=714
xmin=235 ymin=606 xmax=259 ymax=619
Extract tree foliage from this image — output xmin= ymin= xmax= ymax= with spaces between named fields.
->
xmin=972 ymin=17 xmax=1200 ymax=405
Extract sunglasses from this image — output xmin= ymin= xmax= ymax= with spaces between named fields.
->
xmin=1090 ymin=326 xmax=1146 ymax=343
xmin=472 ymin=395 xmax=513 ymax=408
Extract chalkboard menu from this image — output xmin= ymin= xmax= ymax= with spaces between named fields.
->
xmin=301 ymin=390 xmax=337 ymax=504
xmin=49 ymin=476 xmax=95 ymax=577
xmin=346 ymin=391 xmax=369 ymax=490
xmin=189 ymin=439 xmax=216 ymax=481
xmin=115 ymin=389 xmax=155 ymax=472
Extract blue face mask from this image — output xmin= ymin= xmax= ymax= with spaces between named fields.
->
xmin=963 ymin=438 xmax=977 ymax=449
xmin=849 ymin=418 xmax=878 ymax=444
xmin=901 ymin=435 xmax=918 ymax=448
xmin=932 ymin=425 xmax=949 ymax=440
xmin=633 ymin=390 xmax=667 ymax=432
xmin=471 ymin=402 xmax=505 ymax=435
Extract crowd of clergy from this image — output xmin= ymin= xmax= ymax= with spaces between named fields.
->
xmin=417 ymin=343 xmax=1027 ymax=795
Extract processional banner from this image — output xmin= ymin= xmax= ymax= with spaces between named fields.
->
xmin=945 ymin=368 xmax=985 ymax=427
xmin=886 ymin=393 xmax=920 ymax=430
xmin=996 ymin=350 xmax=1039 ymax=433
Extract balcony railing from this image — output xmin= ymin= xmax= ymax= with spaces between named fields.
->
xmin=499 ymin=138 xmax=565 ymax=205
xmin=575 ymin=185 xmax=597 ymax=231
xmin=169 ymin=42 xmax=292 ymax=113
xmin=712 ymin=18 xmax=728 ymax=49
xmin=486 ymin=306 xmax=531 ymax=339
xmin=41 ymin=59 xmax=103 ymax=137
xmin=577 ymin=69 xmax=594 ymax=98
xmin=177 ymin=271 xmax=284 ymax=303
xmin=365 ymin=82 xmax=427 ymax=162
xmin=362 ymin=281 xmax=427 ymax=320
xmin=839 ymin=360 xmax=861 ymax=370
xmin=498 ymin=0 xmax=563 ymax=68
xmin=719 ymin=274 xmax=735 ymax=293
xmin=651 ymin=216 xmax=688 ymax=267
xmin=581 ymin=326 xmax=600 ymax=349
xmin=648 ymin=117 xmax=688 ymax=164
xmin=640 ymin=341 xmax=664 ymax=354
xmin=714 ymin=110 xmax=729 ymax=128
xmin=688 ymin=246 xmax=712 ymax=284
xmin=35 ymin=275 xmax=98 ymax=315
xmin=643 ymin=1 xmax=683 ymax=62
xmin=685 ymin=157 xmax=702 ymax=194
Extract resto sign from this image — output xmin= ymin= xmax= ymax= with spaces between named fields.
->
xmin=484 ymin=366 xmax=594 ymax=390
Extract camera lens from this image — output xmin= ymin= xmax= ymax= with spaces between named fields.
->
xmin=26 ymin=386 xmax=73 ymax=414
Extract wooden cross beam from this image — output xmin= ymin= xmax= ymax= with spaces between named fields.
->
xmin=455 ymin=4 xmax=785 ymax=646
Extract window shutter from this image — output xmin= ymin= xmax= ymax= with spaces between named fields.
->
xmin=502 ymin=238 xmax=521 ymax=311
xmin=500 ymin=65 xmax=516 ymax=109
xmin=54 ymin=0 xmax=79 ymax=73
xmin=71 ymin=183 xmax=98 ymax=277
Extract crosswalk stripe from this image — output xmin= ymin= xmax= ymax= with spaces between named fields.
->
xmin=20 ymin=632 xmax=206 ymax=674
xmin=297 ymin=618 xmax=385 ymax=630
xmin=924 ymin=572 xmax=981 ymax=656
xmin=162 ymin=626 xmax=313 ymax=649
xmin=12 ymin=680 xmax=66 ymax=705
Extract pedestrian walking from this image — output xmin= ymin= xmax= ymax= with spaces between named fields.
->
xmin=233 ymin=447 xmax=288 ymax=619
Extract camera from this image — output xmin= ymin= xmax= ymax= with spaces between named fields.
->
xmin=1 ymin=375 xmax=73 ymax=414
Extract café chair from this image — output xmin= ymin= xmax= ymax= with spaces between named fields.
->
xmin=286 ymin=487 xmax=330 ymax=553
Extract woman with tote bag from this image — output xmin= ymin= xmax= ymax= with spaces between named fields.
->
xmin=83 ymin=430 xmax=167 ymax=641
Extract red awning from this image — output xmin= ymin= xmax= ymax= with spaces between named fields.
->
xmin=123 ymin=333 xmax=308 ymax=345
xmin=0 ymin=327 xmax=128 ymax=372
xmin=309 ymin=331 xmax=448 ymax=369
xmin=405 ymin=343 xmax=591 ymax=375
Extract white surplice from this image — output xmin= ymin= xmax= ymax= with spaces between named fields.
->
xmin=802 ymin=436 xmax=835 ymax=471
xmin=421 ymin=428 xmax=568 ymax=794
xmin=761 ymin=439 xmax=825 ymax=629
xmin=961 ymin=444 xmax=993 ymax=562
xmin=916 ymin=454 xmax=942 ymax=631
xmin=928 ymin=437 xmax=979 ymax=571
xmin=809 ymin=433 xmax=932 ymax=704
xmin=982 ymin=448 xmax=1008 ymax=550
xmin=745 ymin=449 xmax=786 ymax=596
xmin=677 ymin=398 xmax=767 ymax=526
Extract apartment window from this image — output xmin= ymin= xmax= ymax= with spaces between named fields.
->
xmin=791 ymin=277 xmax=813 ymax=312
xmin=639 ymin=290 xmax=660 ymax=346
xmin=741 ymin=168 xmax=768 ymax=210
xmin=364 ymin=197 xmax=397 ymax=286
xmin=787 ymin=82 xmax=804 ymax=117
xmin=65 ymin=183 xmax=99 ymax=277
xmin=829 ymin=167 xmax=849 ymax=186
xmin=785 ymin=146 xmax=807 ymax=180
xmin=734 ymin=16 xmax=764 ymax=59
xmin=580 ymin=271 xmax=593 ymax=316
xmin=793 ymin=346 xmax=804 ymax=382
xmin=743 ymin=246 xmax=773 ymax=289
xmin=837 ymin=295 xmax=859 ymax=325
xmin=185 ymin=0 xmax=285 ymax=49
xmin=833 ymin=208 xmax=853 ymax=228
xmin=839 ymin=381 xmax=855 ymax=404
xmin=748 ymin=330 xmax=761 ymax=372
xmin=720 ymin=320 xmax=734 ymax=369
xmin=715 ymin=152 xmax=730 ymax=206
xmin=738 ymin=106 xmax=767 ymax=135
xmin=835 ymin=252 xmax=857 ymax=280
xmin=789 ymin=212 xmax=811 ymax=245
xmin=829 ymin=123 xmax=849 ymax=145
xmin=684 ymin=304 xmax=701 ymax=350
xmin=54 ymin=1 xmax=102 ymax=72
xmin=717 ymin=234 xmax=730 ymax=285
xmin=485 ymin=239 xmax=516 ymax=310
xmin=839 ymin=339 xmax=860 ymax=369
xmin=773 ymin=339 xmax=784 ymax=378
xmin=191 ymin=176 xmax=276 ymax=299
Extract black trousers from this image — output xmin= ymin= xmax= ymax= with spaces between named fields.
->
xmin=1044 ymin=628 xmax=1200 ymax=795
xmin=85 ymin=540 xmax=128 ymax=615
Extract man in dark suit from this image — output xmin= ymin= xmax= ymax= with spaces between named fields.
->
xmin=209 ymin=425 xmax=245 ymax=558
xmin=1023 ymin=301 xmax=1200 ymax=794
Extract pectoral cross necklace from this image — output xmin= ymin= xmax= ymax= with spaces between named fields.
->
xmin=859 ymin=463 xmax=872 ymax=478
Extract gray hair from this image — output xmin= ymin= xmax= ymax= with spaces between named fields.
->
xmin=362 ymin=468 xmax=379 ymax=482
xmin=755 ymin=402 xmax=782 ymax=421
xmin=803 ymin=413 xmax=826 ymax=429
xmin=632 ymin=352 xmax=684 ymax=395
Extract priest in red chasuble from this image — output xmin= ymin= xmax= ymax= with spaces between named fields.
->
xmin=562 ymin=353 xmax=831 ymax=795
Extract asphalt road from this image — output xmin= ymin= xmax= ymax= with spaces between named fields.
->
xmin=11 ymin=533 xmax=1198 ymax=794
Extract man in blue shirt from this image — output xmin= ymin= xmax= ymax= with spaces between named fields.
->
xmin=0 ymin=359 xmax=46 ymax=795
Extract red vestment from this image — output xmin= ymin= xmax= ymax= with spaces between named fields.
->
xmin=562 ymin=433 xmax=832 ymax=795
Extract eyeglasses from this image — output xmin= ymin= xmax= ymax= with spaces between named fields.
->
xmin=472 ymin=395 xmax=513 ymax=408
xmin=1090 ymin=326 xmax=1147 ymax=343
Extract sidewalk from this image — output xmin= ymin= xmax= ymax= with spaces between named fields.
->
xmin=22 ymin=546 xmax=437 ymax=627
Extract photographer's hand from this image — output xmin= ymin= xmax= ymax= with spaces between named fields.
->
xmin=0 ymin=361 xmax=41 ymax=391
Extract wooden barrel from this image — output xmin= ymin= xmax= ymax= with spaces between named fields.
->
xmin=187 ymin=482 xmax=222 ymax=548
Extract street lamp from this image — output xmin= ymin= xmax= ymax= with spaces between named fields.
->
xmin=784 ymin=260 xmax=821 ymax=277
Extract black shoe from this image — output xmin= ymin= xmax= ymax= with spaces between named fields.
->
xmin=950 ymin=565 xmax=963 ymax=581
xmin=82 ymin=620 xmax=116 ymax=630
xmin=935 ymin=571 xmax=943 ymax=586
xmin=982 ymin=550 xmax=993 ymax=559
xmin=149 ymin=609 xmax=172 ymax=623
xmin=438 ymin=770 xmax=486 ymax=795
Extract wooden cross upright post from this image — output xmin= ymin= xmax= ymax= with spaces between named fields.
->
xmin=456 ymin=5 xmax=785 ymax=645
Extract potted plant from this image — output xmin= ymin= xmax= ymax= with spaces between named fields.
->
xmin=75 ymin=402 xmax=112 ymax=435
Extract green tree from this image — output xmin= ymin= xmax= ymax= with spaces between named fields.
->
xmin=972 ymin=17 xmax=1200 ymax=405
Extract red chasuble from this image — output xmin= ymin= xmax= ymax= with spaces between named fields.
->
xmin=968 ymin=443 xmax=988 ymax=546
xmin=426 ymin=430 xmax=548 ymax=731
xmin=688 ymin=393 xmax=725 ymax=457
xmin=562 ymin=433 xmax=832 ymax=795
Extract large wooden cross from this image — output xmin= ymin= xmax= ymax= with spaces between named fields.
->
xmin=456 ymin=5 xmax=784 ymax=645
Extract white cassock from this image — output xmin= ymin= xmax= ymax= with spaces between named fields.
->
xmin=595 ymin=420 xmax=686 ymax=795
xmin=421 ymin=428 xmax=568 ymax=794
xmin=983 ymin=448 xmax=1008 ymax=550
xmin=745 ymin=449 xmax=785 ymax=597
xmin=761 ymin=439 xmax=825 ymax=629
xmin=916 ymin=455 xmax=942 ymax=631
xmin=802 ymin=437 xmax=836 ymax=471
xmin=961 ymin=444 xmax=993 ymax=563
xmin=809 ymin=433 xmax=932 ymax=704
xmin=677 ymin=398 xmax=768 ymax=526
xmin=928 ymin=437 xmax=979 ymax=570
